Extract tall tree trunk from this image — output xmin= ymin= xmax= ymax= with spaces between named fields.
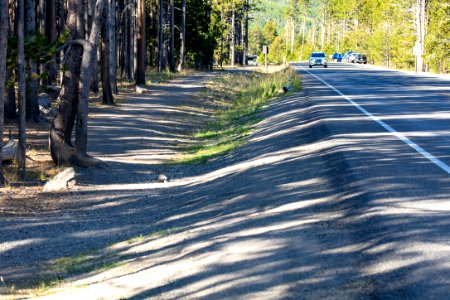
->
xmin=177 ymin=0 xmax=186 ymax=71
xmin=101 ymin=1 xmax=114 ymax=104
xmin=17 ymin=0 xmax=27 ymax=179
xmin=157 ymin=0 xmax=163 ymax=71
xmin=50 ymin=0 xmax=83 ymax=164
xmin=126 ymin=0 xmax=134 ymax=80
xmin=45 ymin=0 xmax=57 ymax=84
xmin=5 ymin=11 xmax=16 ymax=121
xmin=169 ymin=0 xmax=175 ymax=72
xmin=75 ymin=0 xmax=104 ymax=154
xmin=0 ymin=0 xmax=9 ymax=184
xmin=88 ymin=0 xmax=100 ymax=93
xmin=25 ymin=0 xmax=40 ymax=122
xmin=109 ymin=0 xmax=117 ymax=93
xmin=231 ymin=9 xmax=235 ymax=66
xmin=136 ymin=0 xmax=146 ymax=84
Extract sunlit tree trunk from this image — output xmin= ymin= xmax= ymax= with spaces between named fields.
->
xmin=231 ymin=9 xmax=235 ymax=66
xmin=177 ymin=0 xmax=186 ymax=71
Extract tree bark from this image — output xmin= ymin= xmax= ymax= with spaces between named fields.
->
xmin=17 ymin=0 xmax=27 ymax=179
xmin=51 ymin=0 xmax=83 ymax=165
xmin=0 ymin=0 xmax=9 ymax=184
xmin=136 ymin=0 xmax=146 ymax=84
xmin=169 ymin=0 xmax=175 ymax=72
xmin=158 ymin=0 xmax=163 ymax=71
xmin=101 ymin=0 xmax=114 ymax=104
xmin=231 ymin=9 xmax=235 ymax=66
xmin=5 ymin=11 xmax=16 ymax=121
xmin=109 ymin=0 xmax=117 ymax=93
xmin=75 ymin=0 xmax=104 ymax=153
xmin=45 ymin=0 xmax=57 ymax=84
xmin=177 ymin=0 xmax=186 ymax=71
xmin=25 ymin=0 xmax=40 ymax=122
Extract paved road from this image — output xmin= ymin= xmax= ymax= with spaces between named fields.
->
xmin=294 ymin=62 xmax=450 ymax=298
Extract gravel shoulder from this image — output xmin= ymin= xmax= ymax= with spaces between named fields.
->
xmin=0 ymin=71 xmax=363 ymax=299
xmin=2 ymin=68 xmax=448 ymax=299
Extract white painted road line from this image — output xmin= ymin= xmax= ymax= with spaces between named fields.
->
xmin=301 ymin=67 xmax=450 ymax=175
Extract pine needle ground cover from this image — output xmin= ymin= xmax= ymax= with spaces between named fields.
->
xmin=175 ymin=68 xmax=301 ymax=164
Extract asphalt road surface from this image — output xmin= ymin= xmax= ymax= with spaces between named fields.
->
xmin=294 ymin=62 xmax=450 ymax=298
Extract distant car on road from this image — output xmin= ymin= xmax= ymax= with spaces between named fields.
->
xmin=354 ymin=53 xmax=368 ymax=64
xmin=309 ymin=52 xmax=328 ymax=68
xmin=342 ymin=51 xmax=355 ymax=62
xmin=348 ymin=53 xmax=358 ymax=63
xmin=331 ymin=53 xmax=342 ymax=62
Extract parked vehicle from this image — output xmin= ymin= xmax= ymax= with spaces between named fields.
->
xmin=309 ymin=52 xmax=328 ymax=68
xmin=348 ymin=53 xmax=358 ymax=63
xmin=247 ymin=55 xmax=258 ymax=66
xmin=331 ymin=53 xmax=342 ymax=62
xmin=342 ymin=51 xmax=354 ymax=62
xmin=354 ymin=53 xmax=367 ymax=64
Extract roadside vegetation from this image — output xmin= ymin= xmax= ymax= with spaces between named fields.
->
xmin=175 ymin=67 xmax=301 ymax=164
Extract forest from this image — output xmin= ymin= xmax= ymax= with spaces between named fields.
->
xmin=0 ymin=0 xmax=256 ymax=186
xmin=0 ymin=0 xmax=447 ymax=186
xmin=252 ymin=0 xmax=449 ymax=73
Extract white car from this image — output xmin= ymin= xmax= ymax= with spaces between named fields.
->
xmin=247 ymin=55 xmax=258 ymax=66
xmin=309 ymin=52 xmax=327 ymax=68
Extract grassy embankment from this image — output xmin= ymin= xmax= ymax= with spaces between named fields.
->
xmin=175 ymin=67 xmax=301 ymax=164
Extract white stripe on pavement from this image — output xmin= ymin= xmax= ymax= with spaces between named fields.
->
xmin=302 ymin=67 xmax=450 ymax=175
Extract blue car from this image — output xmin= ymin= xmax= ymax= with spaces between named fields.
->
xmin=332 ymin=53 xmax=342 ymax=62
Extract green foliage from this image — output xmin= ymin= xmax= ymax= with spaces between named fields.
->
xmin=185 ymin=0 xmax=220 ymax=68
xmin=256 ymin=0 xmax=448 ymax=73
xmin=174 ymin=68 xmax=301 ymax=164
xmin=6 ymin=30 xmax=69 ymax=83
xmin=262 ymin=19 xmax=278 ymax=45
xmin=424 ymin=1 xmax=449 ymax=73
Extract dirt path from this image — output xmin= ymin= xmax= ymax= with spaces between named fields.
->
xmin=1 ymin=72 xmax=364 ymax=299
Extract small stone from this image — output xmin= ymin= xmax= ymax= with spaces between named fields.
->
xmin=157 ymin=174 xmax=169 ymax=183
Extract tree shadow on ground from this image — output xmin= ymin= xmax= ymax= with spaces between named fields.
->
xmin=1 ymin=68 xmax=450 ymax=298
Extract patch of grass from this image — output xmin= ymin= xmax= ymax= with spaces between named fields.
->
xmin=174 ymin=67 xmax=301 ymax=164
xmin=51 ymin=251 xmax=123 ymax=276
xmin=127 ymin=227 xmax=187 ymax=244
xmin=30 ymin=275 xmax=62 ymax=296
xmin=145 ymin=69 xmax=194 ymax=85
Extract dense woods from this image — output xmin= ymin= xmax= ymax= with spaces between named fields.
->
xmin=253 ymin=0 xmax=449 ymax=73
xmin=0 ymin=0 xmax=447 ymax=185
